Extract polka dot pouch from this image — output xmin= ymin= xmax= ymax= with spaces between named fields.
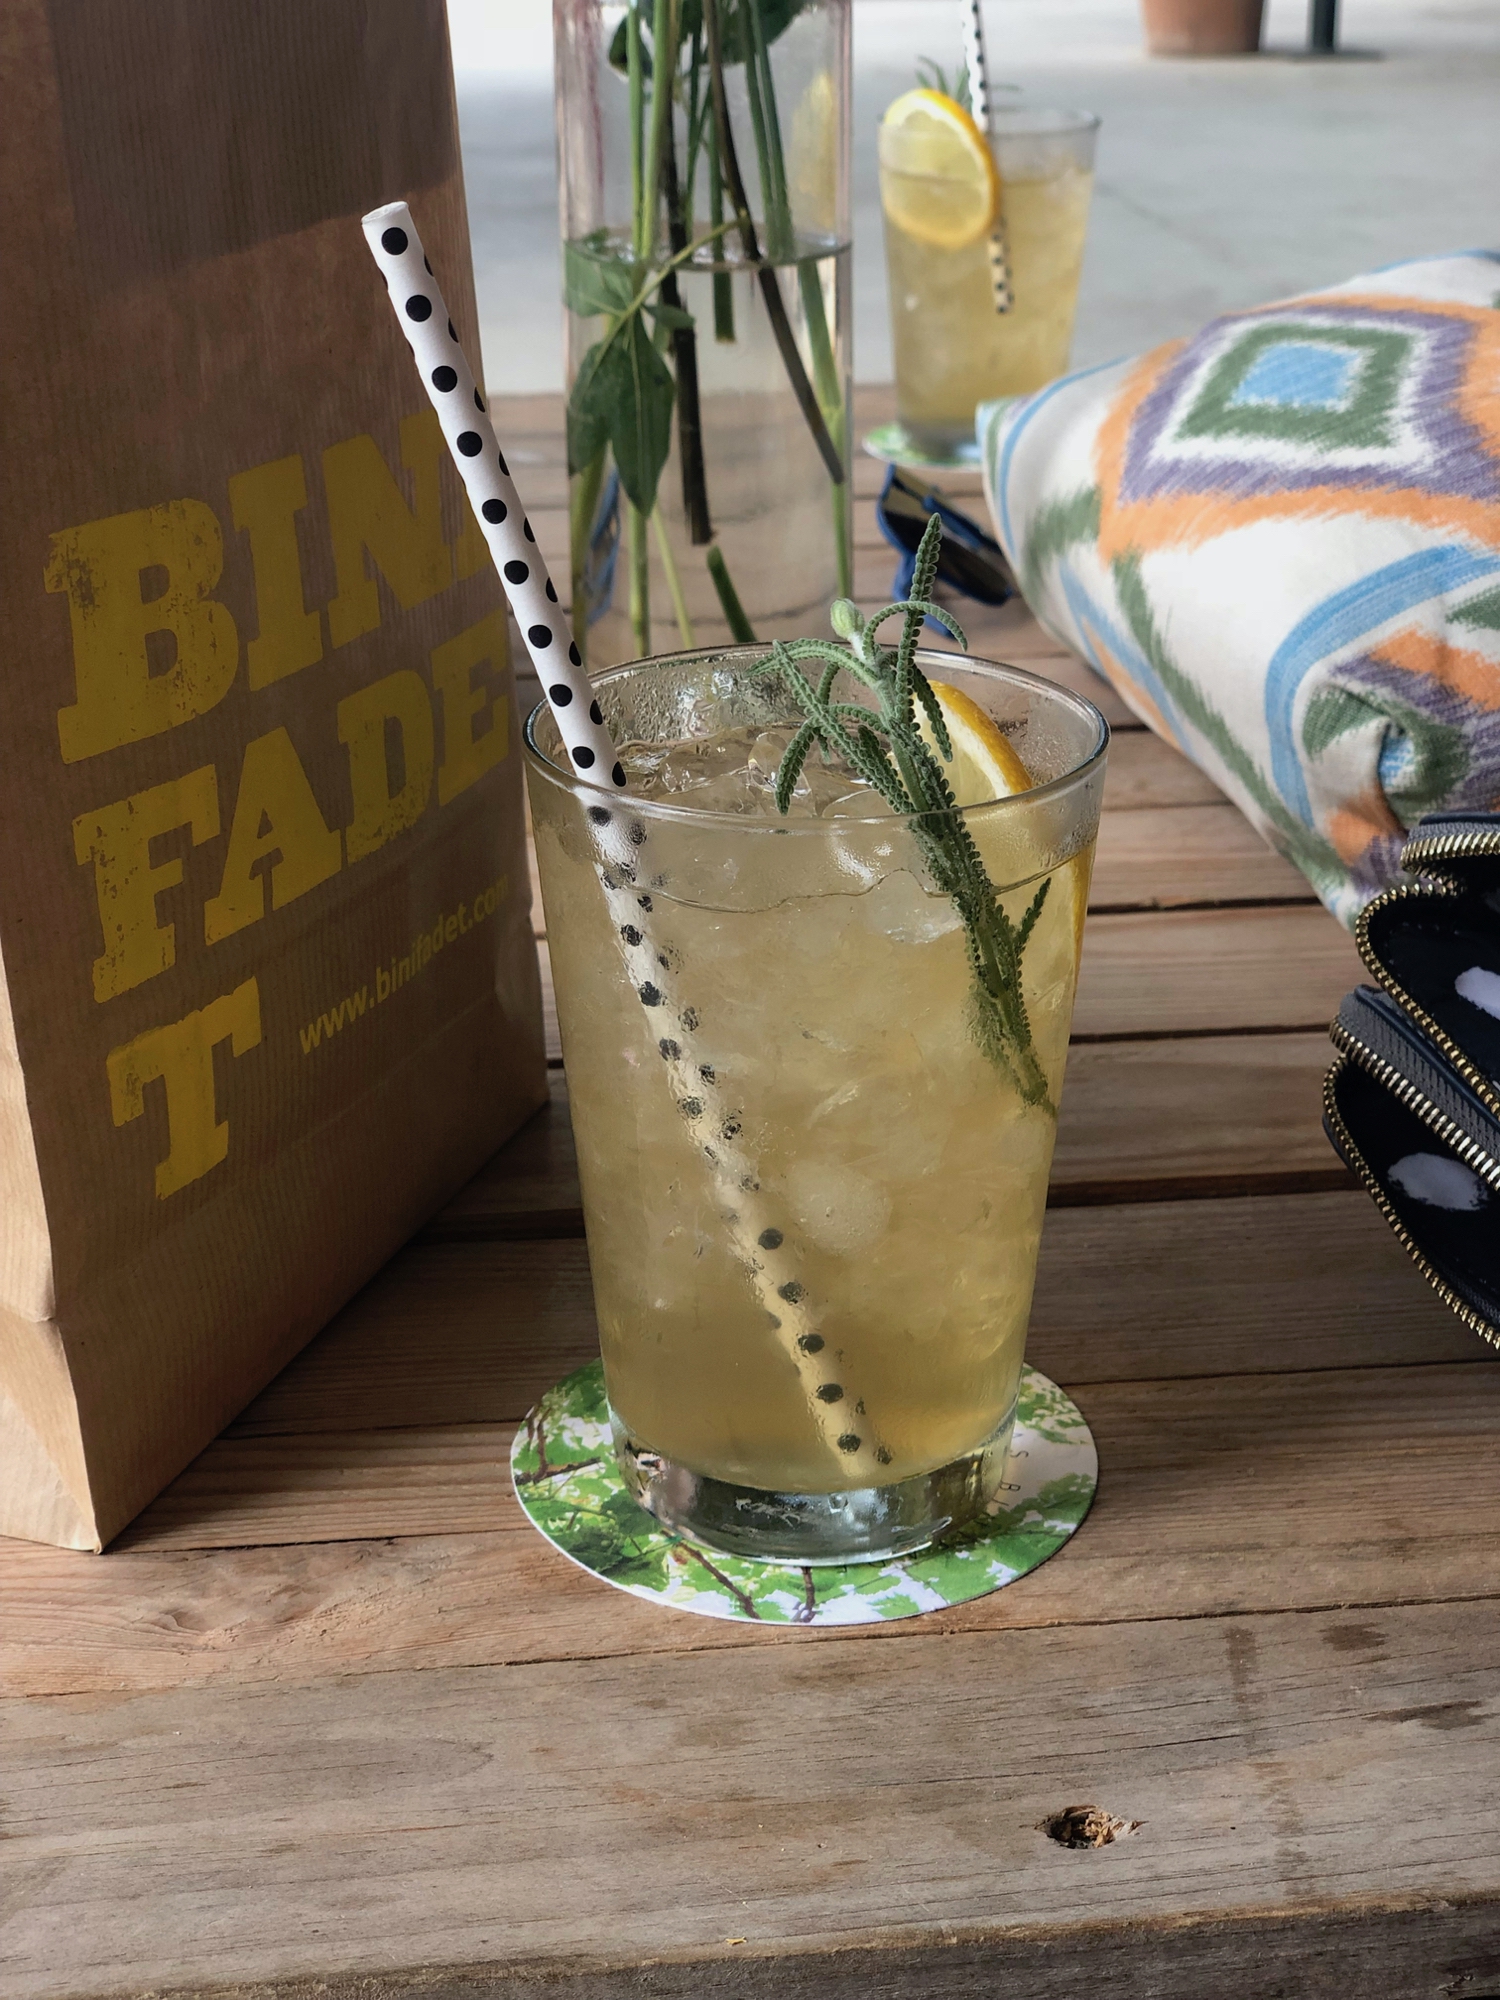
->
xmin=1326 ymin=811 xmax=1500 ymax=1347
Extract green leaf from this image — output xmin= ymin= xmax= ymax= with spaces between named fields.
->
xmin=912 ymin=671 xmax=952 ymax=759
xmin=725 ymin=0 xmax=806 ymax=61
xmin=566 ymin=337 xmax=616 ymax=478
xmin=563 ymin=238 xmax=638 ymax=320
xmin=611 ymin=0 xmax=806 ymax=72
xmin=775 ymin=719 xmax=820 ymax=811
xmin=647 ymin=301 xmax=696 ymax=332
xmin=608 ymin=10 xmax=652 ymax=75
xmin=607 ymin=315 xmax=677 ymax=515
xmin=551 ymin=1357 xmax=607 ymax=1422
xmin=1014 ymin=877 xmax=1051 ymax=951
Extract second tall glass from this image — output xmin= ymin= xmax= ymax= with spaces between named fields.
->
xmin=880 ymin=104 xmax=1099 ymax=460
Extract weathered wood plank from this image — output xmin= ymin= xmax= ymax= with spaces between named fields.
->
xmin=12 ymin=1908 xmax=1492 ymax=2000
xmin=104 ymin=1358 xmax=1498 ymax=1562
xmin=239 ymin=1189 xmax=1469 ymax=1444
xmin=517 ymin=463 xmax=903 ymax=520
xmin=418 ymin=1072 xmax=578 ymax=1240
xmin=528 ymin=490 xmax=908 ymax=563
xmin=1090 ymin=803 xmax=1312 ymax=910
xmin=231 ymin=1238 xmax=597 ymax=1435
xmin=1051 ymin=1033 xmax=1347 ymax=1203
xmin=5 ymin=1598 xmax=1499 ymax=2000
xmin=6 ymin=1360 xmax=1493 ymax=1691
xmin=0 ymin=1171 xmax=1476 ymax=1690
xmin=1072 ymin=905 xmax=1361 ymax=1039
xmin=537 ymin=937 xmax=558 ymax=1063
xmin=1099 ymin=729 xmax=1227 ymax=811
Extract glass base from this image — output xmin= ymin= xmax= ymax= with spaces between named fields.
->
xmin=862 ymin=418 xmax=984 ymax=473
xmin=610 ymin=1401 xmax=1019 ymax=1566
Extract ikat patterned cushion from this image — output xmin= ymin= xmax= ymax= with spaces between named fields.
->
xmin=979 ymin=253 xmax=1500 ymax=925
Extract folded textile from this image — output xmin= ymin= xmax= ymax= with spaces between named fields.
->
xmin=979 ymin=253 xmax=1500 ymax=925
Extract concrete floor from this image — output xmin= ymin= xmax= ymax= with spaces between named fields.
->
xmin=451 ymin=0 xmax=1500 ymax=393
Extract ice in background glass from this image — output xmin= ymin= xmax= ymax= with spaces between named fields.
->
xmin=525 ymin=649 xmax=1107 ymax=1562
xmin=881 ymin=107 xmax=1099 ymax=459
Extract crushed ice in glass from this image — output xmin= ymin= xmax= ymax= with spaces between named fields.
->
xmin=617 ymin=725 xmax=893 ymax=819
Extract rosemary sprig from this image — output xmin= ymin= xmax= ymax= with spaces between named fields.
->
xmin=750 ymin=514 xmax=1056 ymax=1111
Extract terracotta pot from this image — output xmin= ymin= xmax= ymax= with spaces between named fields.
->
xmin=1141 ymin=0 xmax=1265 ymax=54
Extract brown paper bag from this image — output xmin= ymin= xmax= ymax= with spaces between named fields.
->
xmin=0 ymin=0 xmax=547 ymax=1549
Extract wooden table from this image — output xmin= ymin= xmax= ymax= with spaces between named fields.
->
xmin=6 ymin=392 xmax=1499 ymax=2000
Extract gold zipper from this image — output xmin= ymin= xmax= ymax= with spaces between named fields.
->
xmin=1328 ymin=1015 xmax=1500 ymax=1191
xmin=1400 ymin=825 xmax=1500 ymax=872
xmin=1355 ymin=870 xmax=1500 ymax=1122
xmin=1323 ymin=1058 xmax=1500 ymax=1351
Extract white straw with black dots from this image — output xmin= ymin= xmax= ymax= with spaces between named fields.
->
xmin=961 ymin=0 xmax=1013 ymax=313
xmin=361 ymin=202 xmax=890 ymax=1482
xmin=362 ymin=203 xmax=626 ymax=787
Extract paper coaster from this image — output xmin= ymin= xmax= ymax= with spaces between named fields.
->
xmin=511 ymin=1359 xmax=1096 ymax=1626
xmin=862 ymin=420 xmax=983 ymax=472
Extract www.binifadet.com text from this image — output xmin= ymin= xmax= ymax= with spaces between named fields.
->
xmin=299 ymin=875 xmax=509 ymax=1054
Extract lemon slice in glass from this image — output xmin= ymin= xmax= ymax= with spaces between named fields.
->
xmin=878 ymin=89 xmax=1001 ymax=252
xmin=921 ymin=679 xmax=1090 ymax=960
xmin=920 ymin=679 xmax=1032 ymax=804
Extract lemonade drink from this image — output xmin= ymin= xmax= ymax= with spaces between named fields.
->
xmin=879 ymin=104 xmax=1098 ymax=457
xmin=525 ymin=648 xmax=1107 ymax=1562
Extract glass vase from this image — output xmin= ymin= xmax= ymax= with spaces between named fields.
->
xmin=553 ymin=0 xmax=853 ymax=669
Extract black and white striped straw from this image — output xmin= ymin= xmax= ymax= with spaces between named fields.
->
xmin=361 ymin=202 xmax=890 ymax=1482
xmin=961 ymin=0 xmax=1014 ymax=313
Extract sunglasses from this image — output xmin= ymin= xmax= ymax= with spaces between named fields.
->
xmin=875 ymin=466 xmax=1017 ymax=610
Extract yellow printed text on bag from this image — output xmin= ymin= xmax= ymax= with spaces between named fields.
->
xmin=105 ymin=979 xmax=263 ymax=1199
xmin=72 ymin=603 xmax=509 ymax=1007
xmin=47 ymin=410 xmax=481 ymax=762
xmin=49 ymin=419 xmax=511 ymax=1212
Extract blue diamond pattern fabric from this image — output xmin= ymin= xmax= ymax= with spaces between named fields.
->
xmin=980 ymin=254 xmax=1500 ymax=923
xmin=1230 ymin=340 xmax=1363 ymax=411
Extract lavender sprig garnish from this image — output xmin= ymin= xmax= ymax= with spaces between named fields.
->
xmin=750 ymin=515 xmax=1054 ymax=1110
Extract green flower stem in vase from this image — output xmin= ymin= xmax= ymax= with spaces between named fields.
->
xmin=554 ymin=0 xmax=853 ymax=667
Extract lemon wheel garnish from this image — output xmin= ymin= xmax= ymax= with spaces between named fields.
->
xmin=878 ymin=89 xmax=1001 ymax=251
xmin=919 ymin=679 xmax=1033 ymax=805
xmin=921 ymin=680 xmax=1089 ymax=955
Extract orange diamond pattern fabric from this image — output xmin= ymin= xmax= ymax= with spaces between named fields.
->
xmin=980 ymin=254 xmax=1500 ymax=924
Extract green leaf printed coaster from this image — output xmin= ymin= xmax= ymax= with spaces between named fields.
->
xmin=862 ymin=420 xmax=984 ymax=472
xmin=511 ymin=1360 xmax=1096 ymax=1626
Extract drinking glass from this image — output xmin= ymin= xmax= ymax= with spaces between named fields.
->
xmin=525 ymin=648 xmax=1107 ymax=1561
xmin=880 ymin=107 xmax=1100 ymax=459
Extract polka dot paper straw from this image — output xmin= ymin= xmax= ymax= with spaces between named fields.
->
xmin=592 ymin=835 xmax=894 ymax=1484
xmin=362 ymin=203 xmax=626 ymax=788
xmin=961 ymin=0 xmax=1013 ymax=313
xmin=361 ymin=202 xmax=890 ymax=1482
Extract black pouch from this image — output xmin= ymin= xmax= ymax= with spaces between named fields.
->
xmin=1325 ymin=811 xmax=1500 ymax=1349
